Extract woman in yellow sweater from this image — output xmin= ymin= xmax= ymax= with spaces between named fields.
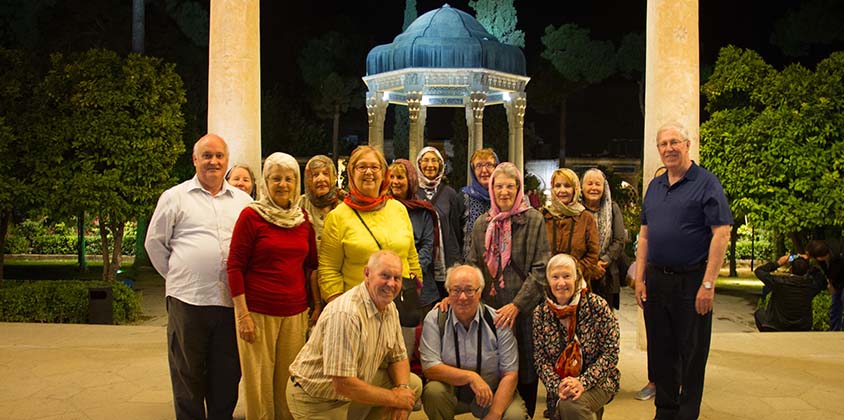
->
xmin=318 ymin=146 xmax=422 ymax=303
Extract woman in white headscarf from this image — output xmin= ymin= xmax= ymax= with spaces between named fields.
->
xmin=416 ymin=146 xmax=465 ymax=298
xmin=228 ymin=152 xmax=318 ymax=420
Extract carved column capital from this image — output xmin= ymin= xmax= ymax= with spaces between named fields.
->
xmin=513 ymin=95 xmax=527 ymax=128
xmin=406 ymin=91 xmax=423 ymax=122
xmin=469 ymin=91 xmax=486 ymax=120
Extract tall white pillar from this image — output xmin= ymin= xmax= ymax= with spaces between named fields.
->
xmin=366 ymin=91 xmax=388 ymax=154
xmin=505 ymin=92 xmax=527 ymax=173
xmin=407 ymin=91 xmax=425 ymax=160
xmin=208 ymin=0 xmax=262 ymax=177
xmin=643 ymin=0 xmax=699 ymax=193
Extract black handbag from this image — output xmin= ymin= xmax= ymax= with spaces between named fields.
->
xmin=353 ymin=210 xmax=423 ymax=327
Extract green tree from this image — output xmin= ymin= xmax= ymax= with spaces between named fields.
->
xmin=298 ymin=31 xmax=365 ymax=163
xmin=616 ymin=32 xmax=645 ymax=117
xmin=262 ymin=85 xmax=329 ymax=157
xmin=37 ymin=48 xmax=186 ymax=281
xmin=538 ymin=23 xmax=615 ymax=167
xmin=0 ymin=49 xmax=51 ymax=283
xmin=770 ymin=0 xmax=844 ymax=58
xmin=468 ymin=0 xmax=525 ymax=48
xmin=701 ymin=46 xmax=844 ymax=257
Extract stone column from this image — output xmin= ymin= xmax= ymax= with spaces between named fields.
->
xmin=406 ymin=91 xmax=424 ymax=160
xmin=643 ymin=0 xmax=699 ymax=194
xmin=505 ymin=92 xmax=527 ymax=173
xmin=366 ymin=91 xmax=388 ymax=154
xmin=466 ymin=91 xmax=486 ymax=183
xmin=208 ymin=0 xmax=262 ymax=175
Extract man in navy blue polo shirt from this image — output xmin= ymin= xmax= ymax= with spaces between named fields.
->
xmin=633 ymin=122 xmax=732 ymax=420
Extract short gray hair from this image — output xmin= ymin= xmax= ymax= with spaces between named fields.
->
xmin=444 ymin=264 xmax=485 ymax=291
xmin=367 ymin=250 xmax=402 ymax=271
xmin=547 ymin=253 xmax=578 ymax=277
xmin=656 ymin=121 xmax=690 ymax=143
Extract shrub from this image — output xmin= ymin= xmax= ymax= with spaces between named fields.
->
xmin=735 ymin=237 xmax=775 ymax=260
xmin=813 ymin=292 xmax=831 ymax=332
xmin=0 ymin=280 xmax=142 ymax=324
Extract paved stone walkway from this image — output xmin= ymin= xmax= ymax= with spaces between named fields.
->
xmin=1 ymin=277 xmax=843 ymax=420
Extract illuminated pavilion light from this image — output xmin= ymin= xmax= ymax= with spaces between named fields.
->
xmin=382 ymin=91 xmax=390 ymax=101
xmin=421 ymin=95 xmax=430 ymax=106
xmin=502 ymin=92 xmax=511 ymax=102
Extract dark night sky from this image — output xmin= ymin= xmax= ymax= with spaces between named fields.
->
xmin=257 ymin=0 xmax=826 ymax=157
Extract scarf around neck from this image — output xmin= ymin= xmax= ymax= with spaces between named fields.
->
xmin=484 ymin=163 xmax=531 ymax=294
xmin=461 ymin=151 xmax=499 ymax=202
xmin=416 ymin=146 xmax=445 ymax=199
xmin=545 ymin=280 xmax=587 ymax=379
xmin=391 ymin=159 xmax=442 ymax=264
xmin=545 ymin=171 xmax=585 ymax=218
xmin=249 ymin=152 xmax=306 ymax=229
xmin=583 ymin=173 xmax=613 ymax=257
xmin=304 ymin=155 xmax=344 ymax=209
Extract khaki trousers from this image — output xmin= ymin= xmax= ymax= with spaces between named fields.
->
xmin=238 ymin=311 xmax=308 ymax=420
xmin=555 ymin=387 xmax=612 ymax=420
xmin=422 ymin=380 xmax=529 ymax=420
xmin=286 ymin=369 xmax=422 ymax=420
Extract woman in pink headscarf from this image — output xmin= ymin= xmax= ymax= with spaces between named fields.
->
xmin=465 ymin=162 xmax=551 ymax=418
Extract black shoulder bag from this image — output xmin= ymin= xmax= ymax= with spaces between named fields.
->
xmin=353 ymin=209 xmax=423 ymax=327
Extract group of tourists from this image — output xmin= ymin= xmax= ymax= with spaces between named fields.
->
xmin=145 ymin=120 xmax=734 ymax=420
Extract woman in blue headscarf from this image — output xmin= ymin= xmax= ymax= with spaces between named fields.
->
xmin=460 ymin=148 xmax=499 ymax=260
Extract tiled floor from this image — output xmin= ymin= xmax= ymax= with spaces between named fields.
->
xmin=2 ymin=286 xmax=843 ymax=420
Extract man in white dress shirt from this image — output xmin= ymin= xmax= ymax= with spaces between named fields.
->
xmin=146 ymin=133 xmax=252 ymax=420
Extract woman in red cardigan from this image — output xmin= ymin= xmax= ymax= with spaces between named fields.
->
xmin=227 ymin=152 xmax=318 ymax=420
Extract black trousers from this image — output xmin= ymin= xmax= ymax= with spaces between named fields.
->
xmin=167 ymin=297 xmax=241 ymax=420
xmin=644 ymin=266 xmax=712 ymax=420
xmin=517 ymin=380 xmax=538 ymax=418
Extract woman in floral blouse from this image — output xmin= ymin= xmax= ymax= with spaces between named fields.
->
xmin=533 ymin=253 xmax=619 ymax=420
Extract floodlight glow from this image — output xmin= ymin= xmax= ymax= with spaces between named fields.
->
xmin=382 ymin=91 xmax=390 ymax=101
xmin=421 ymin=95 xmax=430 ymax=105
xmin=503 ymin=92 xmax=511 ymax=102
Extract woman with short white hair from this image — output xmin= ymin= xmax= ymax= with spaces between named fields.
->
xmin=533 ymin=253 xmax=619 ymax=420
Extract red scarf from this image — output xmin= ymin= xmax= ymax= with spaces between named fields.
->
xmin=546 ymin=290 xmax=586 ymax=379
xmin=344 ymin=168 xmax=391 ymax=211
xmin=390 ymin=159 xmax=442 ymax=261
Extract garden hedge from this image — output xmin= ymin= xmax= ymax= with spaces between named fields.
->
xmin=0 ymin=280 xmax=142 ymax=324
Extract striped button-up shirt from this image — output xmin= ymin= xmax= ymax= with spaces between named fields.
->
xmin=288 ymin=282 xmax=407 ymax=400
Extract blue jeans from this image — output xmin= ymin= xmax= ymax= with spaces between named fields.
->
xmin=830 ymin=287 xmax=844 ymax=331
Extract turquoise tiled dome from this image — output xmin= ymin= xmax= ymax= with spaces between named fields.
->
xmin=366 ymin=4 xmax=526 ymax=76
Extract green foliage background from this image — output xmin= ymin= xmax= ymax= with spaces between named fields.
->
xmin=701 ymin=46 xmax=844 ymax=248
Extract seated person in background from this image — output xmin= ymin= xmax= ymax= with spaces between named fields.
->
xmin=419 ymin=265 xmax=528 ymax=420
xmin=754 ymin=256 xmax=827 ymax=332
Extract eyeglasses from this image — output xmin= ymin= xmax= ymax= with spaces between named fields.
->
xmin=474 ymin=162 xmax=495 ymax=170
xmin=355 ymin=165 xmax=381 ymax=174
xmin=657 ymin=139 xmax=686 ymax=150
xmin=449 ymin=287 xmax=480 ymax=297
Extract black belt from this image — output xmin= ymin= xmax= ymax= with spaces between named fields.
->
xmin=648 ymin=261 xmax=707 ymax=275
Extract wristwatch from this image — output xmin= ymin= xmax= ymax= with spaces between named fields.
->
xmin=702 ymin=281 xmax=713 ymax=290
